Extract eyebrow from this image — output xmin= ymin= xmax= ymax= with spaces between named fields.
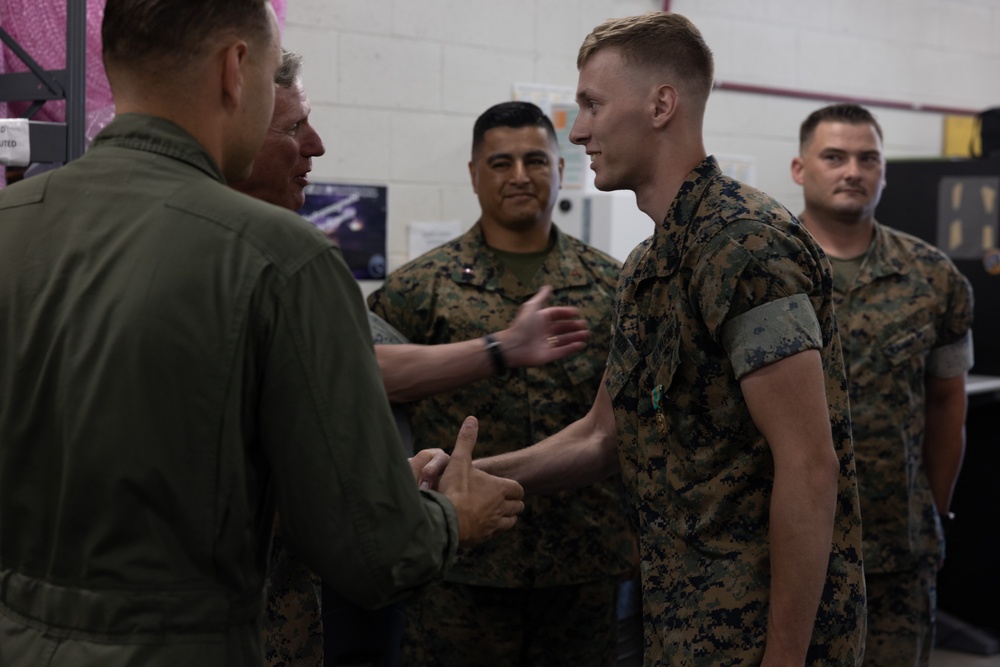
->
xmin=818 ymin=147 xmax=880 ymax=155
xmin=486 ymin=149 xmax=550 ymax=162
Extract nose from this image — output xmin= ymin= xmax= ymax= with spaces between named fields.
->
xmin=510 ymin=160 xmax=528 ymax=183
xmin=843 ymin=157 xmax=862 ymax=181
xmin=301 ymin=122 xmax=325 ymax=158
xmin=569 ymin=112 xmax=588 ymax=146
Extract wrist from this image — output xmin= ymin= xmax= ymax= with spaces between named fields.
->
xmin=940 ymin=510 xmax=956 ymax=536
xmin=483 ymin=333 xmax=509 ymax=377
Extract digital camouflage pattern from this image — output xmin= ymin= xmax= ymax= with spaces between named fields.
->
xmin=369 ymin=222 xmax=633 ymax=587
xmin=830 ymin=223 xmax=972 ymax=667
xmin=369 ymin=222 xmax=634 ymax=661
xmin=402 ymin=577 xmax=620 ymax=667
xmin=830 ymin=222 xmax=973 ymax=573
xmin=863 ymin=559 xmax=937 ymax=666
xmin=606 ymin=157 xmax=866 ymax=666
xmin=264 ymin=532 xmax=323 ymax=667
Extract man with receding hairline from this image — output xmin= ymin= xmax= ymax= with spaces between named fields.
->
xmin=0 ymin=1 xmax=524 ymax=665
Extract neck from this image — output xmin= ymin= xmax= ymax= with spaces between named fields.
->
xmin=111 ymin=71 xmax=229 ymax=178
xmin=480 ymin=219 xmax=553 ymax=252
xmin=633 ymin=127 xmax=707 ymax=224
xmin=800 ymin=209 xmax=875 ymax=259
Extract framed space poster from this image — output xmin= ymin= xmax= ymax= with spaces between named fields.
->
xmin=300 ymin=182 xmax=387 ymax=280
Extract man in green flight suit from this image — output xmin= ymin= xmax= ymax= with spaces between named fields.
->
xmin=0 ymin=2 xmax=524 ymax=665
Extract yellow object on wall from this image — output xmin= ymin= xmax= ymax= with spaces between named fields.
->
xmin=944 ymin=115 xmax=981 ymax=157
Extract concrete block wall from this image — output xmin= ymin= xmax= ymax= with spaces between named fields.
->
xmin=281 ymin=0 xmax=1000 ymax=279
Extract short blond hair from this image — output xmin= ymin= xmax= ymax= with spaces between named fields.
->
xmin=578 ymin=12 xmax=714 ymax=102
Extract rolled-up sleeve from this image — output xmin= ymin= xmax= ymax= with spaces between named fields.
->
xmin=721 ymin=293 xmax=824 ymax=379
xmin=927 ymin=330 xmax=974 ymax=378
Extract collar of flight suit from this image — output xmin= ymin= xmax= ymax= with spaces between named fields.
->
xmin=90 ymin=113 xmax=227 ymax=185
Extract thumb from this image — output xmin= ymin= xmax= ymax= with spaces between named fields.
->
xmin=525 ymin=284 xmax=553 ymax=310
xmin=450 ymin=415 xmax=478 ymax=464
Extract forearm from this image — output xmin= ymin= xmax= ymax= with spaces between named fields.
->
xmin=763 ymin=457 xmax=838 ymax=665
xmin=476 ymin=384 xmax=619 ymax=496
xmin=376 ymin=340 xmax=496 ymax=403
xmin=923 ymin=375 xmax=968 ymax=514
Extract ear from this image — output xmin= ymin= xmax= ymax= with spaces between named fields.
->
xmin=651 ymin=84 xmax=678 ymax=129
xmin=468 ymin=160 xmax=478 ymax=194
xmin=790 ymin=156 xmax=805 ymax=186
xmin=221 ymin=40 xmax=250 ymax=111
xmin=556 ymin=156 xmax=565 ymax=189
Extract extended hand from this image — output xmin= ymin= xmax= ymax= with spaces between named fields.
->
xmin=409 ymin=448 xmax=450 ymax=490
xmin=437 ymin=416 xmax=525 ymax=546
xmin=500 ymin=285 xmax=590 ymax=368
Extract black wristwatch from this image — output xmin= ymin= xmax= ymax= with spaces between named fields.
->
xmin=483 ymin=333 xmax=508 ymax=377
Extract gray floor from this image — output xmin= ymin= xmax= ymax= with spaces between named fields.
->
xmin=931 ymin=648 xmax=1000 ymax=666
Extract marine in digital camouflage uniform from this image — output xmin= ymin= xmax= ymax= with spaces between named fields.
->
xmin=264 ymin=532 xmax=324 ymax=667
xmin=606 ymin=156 xmax=867 ymax=666
xmin=793 ymin=103 xmax=974 ymax=666
xmin=462 ymin=14 xmax=867 ymax=665
xmin=369 ymin=220 xmax=634 ymax=667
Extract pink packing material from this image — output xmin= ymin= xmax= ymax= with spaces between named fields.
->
xmin=0 ymin=0 xmax=287 ymax=143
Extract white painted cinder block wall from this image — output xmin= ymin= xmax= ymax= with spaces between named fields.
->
xmin=281 ymin=0 xmax=1000 ymax=280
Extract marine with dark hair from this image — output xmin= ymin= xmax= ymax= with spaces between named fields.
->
xmin=792 ymin=102 xmax=973 ymax=666
xmin=228 ymin=65 xmax=603 ymax=667
xmin=369 ymin=100 xmax=634 ymax=666
xmin=0 ymin=2 xmax=525 ymax=665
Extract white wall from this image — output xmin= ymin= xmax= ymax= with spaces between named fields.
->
xmin=282 ymin=0 xmax=1000 ymax=275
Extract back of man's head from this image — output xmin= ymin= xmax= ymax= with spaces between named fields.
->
xmin=577 ymin=12 xmax=714 ymax=106
xmin=102 ymin=0 xmax=272 ymax=83
xmin=799 ymin=103 xmax=884 ymax=152
xmin=471 ymin=101 xmax=558 ymax=158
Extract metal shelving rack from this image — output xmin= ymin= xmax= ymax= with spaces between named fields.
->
xmin=0 ymin=0 xmax=86 ymax=164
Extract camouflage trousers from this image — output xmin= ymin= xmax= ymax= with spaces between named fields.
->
xmin=263 ymin=533 xmax=324 ymax=667
xmin=402 ymin=578 xmax=620 ymax=667
xmin=864 ymin=560 xmax=936 ymax=667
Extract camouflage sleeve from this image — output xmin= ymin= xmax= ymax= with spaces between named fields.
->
xmin=928 ymin=331 xmax=973 ymax=378
xmin=721 ymin=294 xmax=823 ymax=379
xmin=692 ymin=221 xmax=825 ymax=379
xmin=366 ymin=264 xmax=436 ymax=344
xmin=934 ymin=256 xmax=973 ymax=346
xmin=368 ymin=311 xmax=410 ymax=345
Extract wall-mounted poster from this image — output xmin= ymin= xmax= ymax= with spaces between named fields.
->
xmin=300 ymin=182 xmax=387 ymax=279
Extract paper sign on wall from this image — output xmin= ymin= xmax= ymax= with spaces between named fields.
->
xmin=409 ymin=220 xmax=462 ymax=260
xmin=0 ymin=119 xmax=30 ymax=167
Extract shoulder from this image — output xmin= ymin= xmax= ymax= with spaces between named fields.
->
xmin=879 ymin=224 xmax=957 ymax=267
xmin=691 ymin=177 xmax=812 ymax=258
xmin=167 ymin=178 xmax=335 ymax=275
xmin=878 ymin=224 xmax=971 ymax=292
xmin=0 ymin=171 xmax=52 ymax=210
xmin=700 ymin=176 xmax=797 ymax=229
xmin=557 ymin=231 xmax=623 ymax=283
xmin=381 ymin=242 xmax=461 ymax=290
